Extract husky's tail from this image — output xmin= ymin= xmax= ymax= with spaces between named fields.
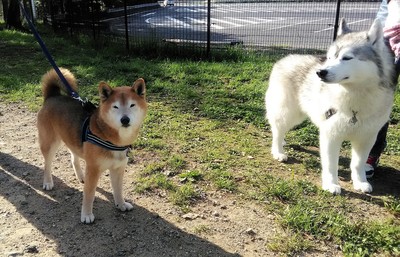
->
xmin=41 ymin=68 xmax=77 ymax=100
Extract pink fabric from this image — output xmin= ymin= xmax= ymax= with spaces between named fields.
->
xmin=384 ymin=24 xmax=400 ymax=61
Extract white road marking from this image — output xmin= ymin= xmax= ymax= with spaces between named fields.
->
xmin=213 ymin=9 xmax=229 ymax=13
xmin=267 ymin=18 xmax=329 ymax=31
xmin=186 ymin=17 xmax=224 ymax=29
xmin=185 ymin=17 xmax=206 ymax=24
xmin=179 ymin=8 xmax=199 ymax=12
xmin=142 ymin=12 xmax=155 ymax=17
xmin=166 ymin=16 xmax=191 ymax=27
xmin=196 ymin=8 xmax=208 ymax=13
xmin=211 ymin=18 xmax=240 ymax=27
xmin=226 ymin=17 xmax=259 ymax=24
xmin=221 ymin=8 xmax=242 ymax=13
xmin=313 ymin=18 xmax=369 ymax=33
xmin=252 ymin=18 xmax=277 ymax=23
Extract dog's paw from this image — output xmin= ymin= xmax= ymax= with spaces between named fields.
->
xmin=322 ymin=183 xmax=341 ymax=195
xmin=43 ymin=182 xmax=54 ymax=191
xmin=353 ymin=181 xmax=373 ymax=193
xmin=272 ymin=152 xmax=288 ymax=162
xmin=77 ymin=176 xmax=85 ymax=184
xmin=81 ymin=213 xmax=95 ymax=224
xmin=75 ymin=173 xmax=85 ymax=184
xmin=116 ymin=202 xmax=133 ymax=212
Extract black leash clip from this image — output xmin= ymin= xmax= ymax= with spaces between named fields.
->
xmin=72 ymin=93 xmax=97 ymax=114
xmin=82 ymin=99 xmax=97 ymax=114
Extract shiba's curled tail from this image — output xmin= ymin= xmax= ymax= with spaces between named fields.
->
xmin=41 ymin=68 xmax=77 ymax=100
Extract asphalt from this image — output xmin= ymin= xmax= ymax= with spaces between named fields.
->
xmin=102 ymin=3 xmax=162 ymax=20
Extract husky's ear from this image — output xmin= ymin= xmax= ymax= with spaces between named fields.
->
xmin=337 ymin=18 xmax=352 ymax=37
xmin=368 ymin=19 xmax=383 ymax=46
xmin=99 ymin=81 xmax=113 ymax=101
xmin=132 ymin=78 xmax=146 ymax=98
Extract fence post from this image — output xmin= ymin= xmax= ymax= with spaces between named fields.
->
xmin=207 ymin=0 xmax=211 ymax=56
xmin=91 ymin=0 xmax=96 ymax=40
xmin=28 ymin=0 xmax=35 ymax=25
xmin=333 ymin=0 xmax=341 ymax=41
xmin=124 ymin=0 xmax=129 ymax=51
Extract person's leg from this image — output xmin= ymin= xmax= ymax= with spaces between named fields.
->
xmin=369 ymin=122 xmax=389 ymax=157
xmin=365 ymin=49 xmax=400 ymax=178
xmin=365 ymin=122 xmax=388 ymax=178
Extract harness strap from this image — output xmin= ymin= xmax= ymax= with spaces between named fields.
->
xmin=82 ymin=117 xmax=131 ymax=152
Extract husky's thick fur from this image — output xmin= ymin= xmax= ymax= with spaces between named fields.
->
xmin=37 ymin=68 xmax=147 ymax=223
xmin=265 ymin=19 xmax=395 ymax=194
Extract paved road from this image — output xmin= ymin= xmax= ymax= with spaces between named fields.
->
xmin=107 ymin=2 xmax=380 ymax=50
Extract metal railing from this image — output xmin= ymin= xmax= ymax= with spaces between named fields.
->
xmin=37 ymin=0 xmax=381 ymax=55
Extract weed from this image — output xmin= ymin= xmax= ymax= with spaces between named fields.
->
xmin=268 ymin=232 xmax=314 ymax=255
xmin=281 ymin=199 xmax=400 ymax=256
xmin=170 ymin=183 xmax=200 ymax=207
xmin=179 ymin=170 xmax=203 ymax=183
xmin=193 ymin=224 xmax=212 ymax=235
xmin=134 ymin=174 xmax=175 ymax=193
xmin=168 ymin=155 xmax=187 ymax=171
xmin=142 ymin=162 xmax=165 ymax=176
xmin=384 ymin=196 xmax=400 ymax=217
xmin=288 ymin=121 xmax=319 ymax=147
xmin=209 ymin=169 xmax=237 ymax=192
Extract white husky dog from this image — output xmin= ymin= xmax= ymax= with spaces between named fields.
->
xmin=265 ymin=19 xmax=395 ymax=194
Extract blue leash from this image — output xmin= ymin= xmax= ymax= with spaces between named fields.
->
xmin=19 ymin=1 xmax=96 ymax=112
xmin=19 ymin=2 xmax=132 ymax=151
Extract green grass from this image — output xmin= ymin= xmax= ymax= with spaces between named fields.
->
xmin=1 ymin=25 xmax=400 ymax=256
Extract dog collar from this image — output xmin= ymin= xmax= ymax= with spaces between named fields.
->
xmin=325 ymin=108 xmax=337 ymax=120
xmin=81 ymin=116 xmax=131 ymax=152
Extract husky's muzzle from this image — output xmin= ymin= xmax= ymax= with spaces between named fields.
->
xmin=316 ymin=69 xmax=328 ymax=80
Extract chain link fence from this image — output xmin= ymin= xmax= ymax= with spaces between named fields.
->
xmin=26 ymin=0 xmax=382 ymax=55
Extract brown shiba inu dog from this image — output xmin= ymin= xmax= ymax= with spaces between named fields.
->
xmin=37 ymin=68 xmax=147 ymax=223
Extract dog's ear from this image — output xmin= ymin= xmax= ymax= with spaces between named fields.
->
xmin=337 ymin=18 xmax=352 ymax=37
xmin=99 ymin=82 xmax=113 ymax=101
xmin=132 ymin=78 xmax=146 ymax=98
xmin=368 ymin=19 xmax=383 ymax=47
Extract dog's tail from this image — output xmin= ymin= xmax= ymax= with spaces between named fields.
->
xmin=41 ymin=68 xmax=77 ymax=100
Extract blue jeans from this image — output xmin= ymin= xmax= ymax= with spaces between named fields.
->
xmin=369 ymin=51 xmax=400 ymax=158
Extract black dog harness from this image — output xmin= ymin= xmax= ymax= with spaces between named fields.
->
xmin=81 ymin=116 xmax=131 ymax=152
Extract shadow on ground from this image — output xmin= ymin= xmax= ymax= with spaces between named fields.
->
xmin=0 ymin=152 xmax=240 ymax=257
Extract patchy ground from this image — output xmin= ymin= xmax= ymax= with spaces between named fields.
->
xmin=0 ymin=101 xmax=382 ymax=257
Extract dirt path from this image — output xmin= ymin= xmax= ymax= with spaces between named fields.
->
xmin=1 ymin=101 xmax=310 ymax=257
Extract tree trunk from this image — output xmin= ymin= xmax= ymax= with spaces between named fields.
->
xmin=2 ymin=0 xmax=9 ymax=22
xmin=6 ymin=0 xmax=23 ymax=30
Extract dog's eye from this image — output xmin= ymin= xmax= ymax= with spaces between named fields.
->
xmin=342 ymin=56 xmax=353 ymax=61
xmin=130 ymin=104 xmax=135 ymax=108
xmin=113 ymin=106 xmax=119 ymax=109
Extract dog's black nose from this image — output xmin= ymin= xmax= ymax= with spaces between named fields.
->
xmin=120 ymin=116 xmax=130 ymax=127
xmin=316 ymin=69 xmax=328 ymax=79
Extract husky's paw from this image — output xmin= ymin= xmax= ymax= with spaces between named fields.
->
xmin=272 ymin=152 xmax=288 ymax=162
xmin=116 ymin=202 xmax=133 ymax=212
xmin=43 ymin=181 xmax=54 ymax=191
xmin=81 ymin=213 xmax=95 ymax=224
xmin=353 ymin=181 xmax=373 ymax=193
xmin=322 ymin=183 xmax=341 ymax=195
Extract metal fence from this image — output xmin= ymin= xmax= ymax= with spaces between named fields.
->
xmin=36 ymin=0 xmax=381 ymax=55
